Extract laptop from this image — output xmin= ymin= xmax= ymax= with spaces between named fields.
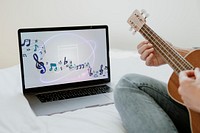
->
xmin=18 ymin=25 xmax=113 ymax=116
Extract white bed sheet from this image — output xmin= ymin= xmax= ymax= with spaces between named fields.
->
xmin=0 ymin=50 xmax=173 ymax=133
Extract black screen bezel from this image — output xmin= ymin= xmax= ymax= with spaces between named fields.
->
xmin=18 ymin=25 xmax=110 ymax=94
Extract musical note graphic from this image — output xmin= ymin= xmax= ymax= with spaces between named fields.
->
xmin=64 ymin=57 xmax=68 ymax=65
xmin=21 ymin=39 xmax=31 ymax=47
xmin=41 ymin=45 xmax=46 ymax=54
xmin=94 ymin=71 xmax=98 ymax=77
xmin=69 ymin=63 xmax=76 ymax=70
xmin=99 ymin=64 xmax=103 ymax=75
xmin=38 ymin=51 xmax=44 ymax=60
xmin=32 ymin=50 xmax=106 ymax=78
xmin=33 ymin=53 xmax=46 ymax=74
xmin=88 ymin=67 xmax=93 ymax=76
xmin=34 ymin=44 xmax=39 ymax=51
xmin=37 ymin=44 xmax=46 ymax=60
xmin=58 ymin=60 xmax=62 ymax=65
xmin=49 ymin=63 xmax=57 ymax=71
xmin=21 ymin=39 xmax=47 ymax=62
xmin=22 ymin=54 xmax=27 ymax=57
xmin=32 ymin=51 xmax=107 ymax=77
xmin=87 ymin=64 xmax=108 ymax=77
xmin=76 ymin=64 xmax=85 ymax=70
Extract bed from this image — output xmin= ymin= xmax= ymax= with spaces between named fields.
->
xmin=0 ymin=49 xmax=173 ymax=133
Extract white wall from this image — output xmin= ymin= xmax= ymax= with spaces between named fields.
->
xmin=0 ymin=0 xmax=200 ymax=68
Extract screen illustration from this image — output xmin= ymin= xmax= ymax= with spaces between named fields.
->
xmin=21 ymin=29 xmax=108 ymax=89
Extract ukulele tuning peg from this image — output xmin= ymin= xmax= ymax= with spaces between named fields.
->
xmin=141 ymin=9 xmax=149 ymax=19
xmin=132 ymin=30 xmax=137 ymax=35
xmin=141 ymin=9 xmax=146 ymax=15
xmin=129 ymin=27 xmax=133 ymax=31
xmin=144 ymin=13 xmax=150 ymax=19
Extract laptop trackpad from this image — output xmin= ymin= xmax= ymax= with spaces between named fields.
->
xmin=31 ymin=93 xmax=113 ymax=116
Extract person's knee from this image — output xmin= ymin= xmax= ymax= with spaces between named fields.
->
xmin=115 ymin=73 xmax=143 ymax=90
xmin=114 ymin=73 xmax=142 ymax=103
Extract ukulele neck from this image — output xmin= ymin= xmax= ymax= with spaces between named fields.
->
xmin=139 ymin=24 xmax=194 ymax=74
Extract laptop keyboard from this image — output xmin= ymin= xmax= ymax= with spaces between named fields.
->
xmin=36 ymin=85 xmax=112 ymax=103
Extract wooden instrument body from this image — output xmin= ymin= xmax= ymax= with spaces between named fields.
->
xmin=168 ymin=49 xmax=200 ymax=133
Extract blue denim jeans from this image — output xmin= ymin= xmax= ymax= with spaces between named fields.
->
xmin=114 ymin=73 xmax=191 ymax=133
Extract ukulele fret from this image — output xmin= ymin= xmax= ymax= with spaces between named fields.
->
xmin=140 ymin=24 xmax=194 ymax=74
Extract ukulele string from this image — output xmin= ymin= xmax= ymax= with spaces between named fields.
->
xmin=139 ymin=26 xmax=183 ymax=73
xmin=140 ymin=24 xmax=193 ymax=73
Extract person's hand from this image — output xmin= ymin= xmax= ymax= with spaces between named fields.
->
xmin=178 ymin=68 xmax=200 ymax=113
xmin=137 ymin=41 xmax=166 ymax=66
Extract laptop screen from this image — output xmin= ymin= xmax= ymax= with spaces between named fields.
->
xmin=18 ymin=25 xmax=110 ymax=93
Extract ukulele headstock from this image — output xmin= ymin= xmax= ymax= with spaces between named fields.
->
xmin=127 ymin=9 xmax=149 ymax=34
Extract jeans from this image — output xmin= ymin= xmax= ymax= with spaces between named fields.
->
xmin=114 ymin=73 xmax=191 ymax=133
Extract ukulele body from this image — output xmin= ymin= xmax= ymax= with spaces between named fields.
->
xmin=168 ymin=49 xmax=200 ymax=133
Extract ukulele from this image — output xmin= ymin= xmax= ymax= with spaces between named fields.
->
xmin=127 ymin=9 xmax=200 ymax=133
